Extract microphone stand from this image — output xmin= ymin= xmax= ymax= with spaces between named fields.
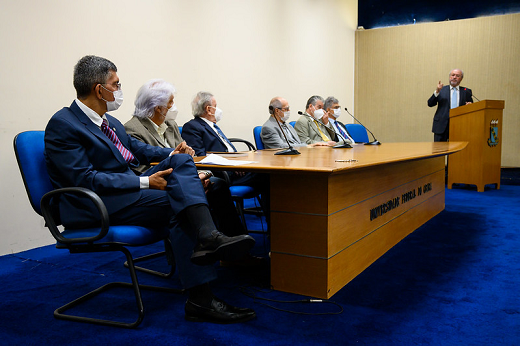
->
xmin=344 ymin=108 xmax=381 ymax=145
xmin=273 ymin=116 xmax=300 ymax=155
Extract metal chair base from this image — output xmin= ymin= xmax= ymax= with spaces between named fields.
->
xmin=56 ymin=243 xmax=184 ymax=328
xmin=124 ymin=239 xmax=175 ymax=278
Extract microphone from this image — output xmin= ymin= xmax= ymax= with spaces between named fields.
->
xmin=298 ymin=111 xmax=352 ymax=148
xmin=344 ymin=108 xmax=381 ymax=145
xmin=270 ymin=106 xmax=300 ymax=155
xmin=471 ymin=93 xmax=481 ymax=102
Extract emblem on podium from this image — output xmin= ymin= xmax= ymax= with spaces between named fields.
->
xmin=487 ymin=119 xmax=499 ymax=147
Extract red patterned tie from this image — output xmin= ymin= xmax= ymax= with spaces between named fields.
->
xmin=101 ymin=119 xmax=135 ymax=163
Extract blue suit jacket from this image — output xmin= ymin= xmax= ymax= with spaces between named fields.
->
xmin=428 ymin=85 xmax=473 ymax=134
xmin=181 ymin=117 xmax=229 ymax=156
xmin=44 ymin=101 xmax=173 ymax=226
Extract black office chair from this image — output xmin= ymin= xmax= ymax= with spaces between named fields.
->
xmin=13 ymin=131 xmax=183 ymax=328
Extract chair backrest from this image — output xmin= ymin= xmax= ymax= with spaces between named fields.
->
xmin=253 ymin=126 xmax=265 ymax=150
xmin=178 ymin=126 xmax=182 ymax=134
xmin=289 ymin=121 xmax=296 ymax=128
xmin=13 ymin=131 xmax=54 ymax=215
xmin=345 ymin=123 xmax=370 ymax=143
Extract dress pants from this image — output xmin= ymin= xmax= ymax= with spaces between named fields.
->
xmin=206 ymin=176 xmax=246 ymax=237
xmin=109 ymin=154 xmax=217 ymax=289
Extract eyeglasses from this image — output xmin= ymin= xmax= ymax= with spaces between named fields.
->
xmin=277 ymin=107 xmax=290 ymax=111
xmin=100 ymin=82 xmax=122 ymax=90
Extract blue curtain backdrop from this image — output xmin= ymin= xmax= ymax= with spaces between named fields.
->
xmin=359 ymin=0 xmax=520 ymax=28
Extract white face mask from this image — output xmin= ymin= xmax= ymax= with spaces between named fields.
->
xmin=281 ymin=111 xmax=291 ymax=122
xmin=209 ymin=106 xmax=223 ymax=123
xmin=333 ymin=108 xmax=341 ymax=118
xmin=166 ymin=103 xmax=178 ymax=121
xmin=101 ymin=85 xmax=123 ymax=112
xmin=313 ymin=108 xmax=325 ymax=120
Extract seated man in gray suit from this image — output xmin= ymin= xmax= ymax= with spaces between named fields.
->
xmin=260 ymin=97 xmax=309 ymax=149
xmin=124 ymin=79 xmax=246 ymax=237
xmin=294 ymin=95 xmax=338 ymax=146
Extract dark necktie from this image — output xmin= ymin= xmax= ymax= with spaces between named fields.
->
xmin=101 ymin=119 xmax=135 ymax=163
xmin=213 ymin=124 xmax=237 ymax=152
xmin=333 ymin=121 xmax=349 ymax=140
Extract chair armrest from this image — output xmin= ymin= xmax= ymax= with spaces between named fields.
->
xmin=40 ymin=187 xmax=110 ymax=245
xmin=228 ymin=138 xmax=256 ymax=151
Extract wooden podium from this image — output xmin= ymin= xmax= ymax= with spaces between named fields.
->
xmin=448 ymin=100 xmax=505 ymax=192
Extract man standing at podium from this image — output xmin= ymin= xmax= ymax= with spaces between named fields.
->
xmin=428 ymin=69 xmax=473 ymax=142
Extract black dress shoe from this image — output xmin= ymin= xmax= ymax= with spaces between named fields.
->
xmin=191 ymin=230 xmax=255 ymax=266
xmin=185 ymin=297 xmax=256 ymax=324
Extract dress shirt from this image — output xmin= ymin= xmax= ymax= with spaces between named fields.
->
xmin=74 ymin=99 xmax=150 ymax=189
xmin=146 ymin=118 xmax=171 ymax=148
xmin=433 ymin=85 xmax=460 ymax=104
xmin=200 ymin=117 xmax=236 ymax=152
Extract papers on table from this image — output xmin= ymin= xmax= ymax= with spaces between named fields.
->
xmin=197 ymin=153 xmax=257 ymax=166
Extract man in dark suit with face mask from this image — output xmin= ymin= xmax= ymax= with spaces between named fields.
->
xmin=44 ymin=55 xmax=256 ymax=324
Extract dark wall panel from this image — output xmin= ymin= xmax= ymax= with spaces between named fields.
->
xmin=359 ymin=0 xmax=520 ymax=29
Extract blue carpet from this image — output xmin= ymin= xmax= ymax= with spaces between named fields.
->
xmin=1 ymin=185 xmax=519 ymax=345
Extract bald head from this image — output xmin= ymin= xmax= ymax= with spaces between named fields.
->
xmin=269 ymin=97 xmax=289 ymax=122
xmin=449 ymin=69 xmax=464 ymax=87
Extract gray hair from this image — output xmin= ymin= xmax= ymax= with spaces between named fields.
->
xmin=324 ymin=96 xmax=339 ymax=110
xmin=191 ymin=91 xmax=214 ymax=117
xmin=73 ymin=55 xmax=117 ymax=99
xmin=305 ymin=95 xmax=324 ymax=109
xmin=133 ymin=79 xmax=176 ymax=119
xmin=269 ymin=98 xmax=283 ymax=115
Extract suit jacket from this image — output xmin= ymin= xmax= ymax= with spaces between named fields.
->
xmin=260 ymin=116 xmax=306 ymax=149
xmin=44 ymin=101 xmax=172 ymax=226
xmin=182 ymin=117 xmax=230 ymax=156
xmin=124 ymin=116 xmax=182 ymax=173
xmin=428 ymin=85 xmax=473 ymax=134
xmin=294 ymin=112 xmax=337 ymax=144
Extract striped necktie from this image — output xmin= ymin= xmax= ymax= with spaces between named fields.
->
xmin=213 ymin=124 xmax=237 ymax=152
xmin=101 ymin=119 xmax=135 ymax=163
xmin=333 ymin=121 xmax=349 ymax=141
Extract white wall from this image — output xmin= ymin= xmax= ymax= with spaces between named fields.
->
xmin=0 ymin=0 xmax=357 ymax=255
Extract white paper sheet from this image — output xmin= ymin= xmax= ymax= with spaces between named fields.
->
xmin=197 ymin=153 xmax=256 ymax=166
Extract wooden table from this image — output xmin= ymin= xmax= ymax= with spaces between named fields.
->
xmin=195 ymin=142 xmax=467 ymax=299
